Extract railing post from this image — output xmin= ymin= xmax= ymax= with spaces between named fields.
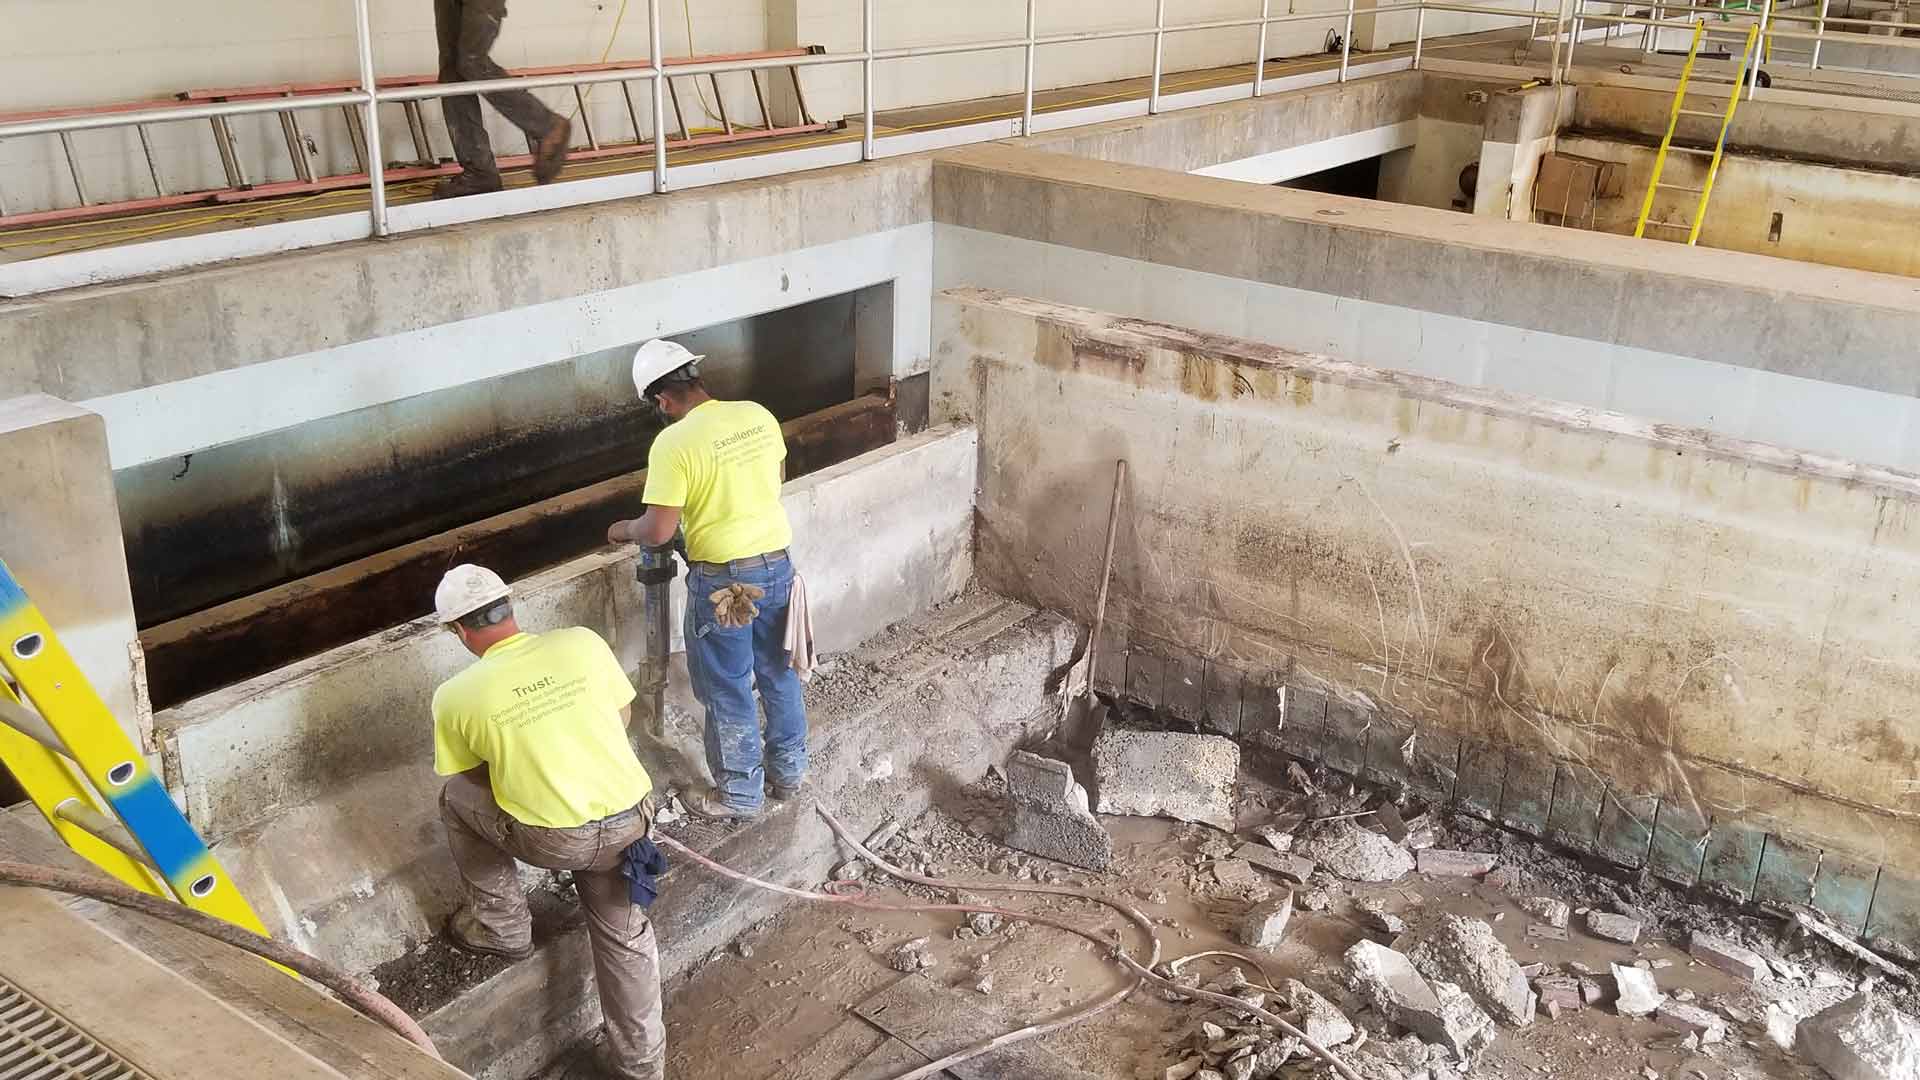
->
xmin=1023 ymin=0 xmax=1038 ymax=134
xmin=1340 ymin=0 xmax=1357 ymax=80
xmin=649 ymin=0 xmax=668 ymax=191
xmin=1565 ymin=0 xmax=1585 ymax=76
xmin=1150 ymin=0 xmax=1167 ymax=112
xmin=1413 ymin=1 xmax=1429 ymax=68
xmin=1255 ymin=0 xmax=1272 ymax=95
xmin=352 ymin=0 xmax=387 ymax=237
xmin=1747 ymin=0 xmax=1773 ymax=97
xmin=862 ymin=0 xmax=876 ymax=158
xmin=1548 ymin=0 xmax=1571 ymax=80
xmin=1810 ymin=0 xmax=1830 ymax=68
xmin=1644 ymin=0 xmax=1662 ymax=53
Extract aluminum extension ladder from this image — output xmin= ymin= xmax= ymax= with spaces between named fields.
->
xmin=0 ymin=48 xmax=832 ymax=229
xmin=0 ymin=557 xmax=270 ymax=939
xmin=1632 ymin=20 xmax=1761 ymax=244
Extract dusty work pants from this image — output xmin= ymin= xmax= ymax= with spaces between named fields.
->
xmin=433 ymin=0 xmax=560 ymax=183
xmin=685 ymin=557 xmax=809 ymax=814
xmin=440 ymin=774 xmax=664 ymax=1080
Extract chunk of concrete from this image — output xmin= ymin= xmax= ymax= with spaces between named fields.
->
xmin=1345 ymin=939 xmax=1495 ymax=1058
xmin=1408 ymin=914 xmax=1535 ymax=1027
xmin=1298 ymin=819 xmax=1415 ymax=883
xmin=1092 ymin=730 xmax=1239 ymax=831
xmin=1688 ymin=932 xmax=1768 ymax=982
xmin=1655 ymin=999 xmax=1727 ymax=1044
xmin=1516 ymin=896 xmax=1571 ymax=929
xmin=1795 ymin=992 xmax=1920 ymax=1080
xmin=1356 ymin=895 xmax=1407 ymax=935
xmin=1611 ymin=963 xmax=1664 ymax=1018
xmin=1237 ymin=893 xmax=1295 ymax=950
xmin=1233 ymin=842 xmax=1316 ymax=884
xmin=1415 ymin=850 xmax=1500 ymax=877
xmin=1534 ymin=974 xmax=1585 ymax=1012
xmin=1004 ymin=751 xmax=1114 ymax=871
xmin=1585 ymin=911 xmax=1643 ymax=945
xmin=1276 ymin=978 xmax=1355 ymax=1049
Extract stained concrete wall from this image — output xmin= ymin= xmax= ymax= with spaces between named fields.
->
xmin=1569 ymin=83 xmax=1920 ymax=172
xmin=0 ymin=396 xmax=147 ymax=748
xmin=935 ymin=286 xmax=1920 ymax=946
xmin=1557 ymin=133 xmax=1920 ymax=277
xmin=930 ymin=142 xmax=1920 ymax=470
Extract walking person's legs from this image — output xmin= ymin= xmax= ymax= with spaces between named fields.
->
xmin=576 ymin=862 xmax=667 ymax=1080
xmin=434 ymin=0 xmax=503 ymax=193
xmin=438 ymin=771 xmax=534 ymax=955
xmin=451 ymin=0 xmax=571 ymax=182
xmin=748 ymin=563 xmax=808 ymax=796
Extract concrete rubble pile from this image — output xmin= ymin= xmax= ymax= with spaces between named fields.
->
xmin=1155 ymin=968 xmax=1358 ymax=1080
xmin=1795 ymin=990 xmax=1920 ymax=1080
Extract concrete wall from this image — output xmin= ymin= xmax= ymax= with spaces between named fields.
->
xmin=1557 ymin=133 xmax=1920 ymax=277
xmin=930 ymin=142 xmax=1920 ymax=470
xmin=935 ymin=286 xmax=1920 ymax=944
xmin=1569 ymin=83 xmax=1920 ymax=173
xmin=0 ymin=396 xmax=147 ymax=748
xmin=1475 ymin=81 xmax=1559 ymax=219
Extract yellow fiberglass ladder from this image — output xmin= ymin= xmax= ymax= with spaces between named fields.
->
xmin=0 ymin=555 xmax=272 ymax=941
xmin=1633 ymin=20 xmax=1761 ymax=245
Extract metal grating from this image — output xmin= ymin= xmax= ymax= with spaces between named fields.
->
xmin=0 ymin=974 xmax=149 ymax=1080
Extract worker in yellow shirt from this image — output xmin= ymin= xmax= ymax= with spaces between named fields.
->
xmin=430 ymin=564 xmax=665 ymax=1080
xmin=607 ymin=339 xmax=809 ymax=821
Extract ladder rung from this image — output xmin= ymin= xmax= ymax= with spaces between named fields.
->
xmin=1656 ymin=183 xmax=1707 ymax=193
xmin=1678 ymin=108 xmax=1725 ymax=117
xmin=1667 ymin=145 xmax=1716 ymax=155
xmin=1644 ymin=221 xmax=1693 ymax=230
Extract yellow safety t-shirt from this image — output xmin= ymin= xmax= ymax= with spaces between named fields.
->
xmin=642 ymin=398 xmax=793 ymax=564
xmin=432 ymin=627 xmax=652 ymax=829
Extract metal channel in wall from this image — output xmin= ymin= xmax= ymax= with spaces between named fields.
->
xmin=133 ymin=286 xmax=905 ymax=710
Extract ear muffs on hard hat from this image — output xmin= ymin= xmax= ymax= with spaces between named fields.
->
xmin=631 ymin=339 xmax=705 ymax=400
xmin=435 ymin=564 xmax=513 ymax=625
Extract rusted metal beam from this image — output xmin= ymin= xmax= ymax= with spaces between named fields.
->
xmin=140 ymin=394 xmax=894 ymax=710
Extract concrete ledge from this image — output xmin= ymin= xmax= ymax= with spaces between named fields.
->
xmin=930 ymin=142 xmax=1920 ymax=401
xmin=160 ymin=426 xmax=979 ymax=843
xmin=937 ymin=287 xmax=1920 ymax=909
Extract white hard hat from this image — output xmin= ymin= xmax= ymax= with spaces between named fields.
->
xmin=631 ymin=339 xmax=703 ymax=398
xmin=434 ymin=564 xmax=512 ymax=624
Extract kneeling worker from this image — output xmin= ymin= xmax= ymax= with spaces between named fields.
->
xmin=606 ymin=339 xmax=809 ymax=821
xmin=431 ymin=564 xmax=666 ymax=1080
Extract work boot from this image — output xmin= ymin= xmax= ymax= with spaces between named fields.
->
xmin=444 ymin=908 xmax=533 ymax=960
xmin=767 ymin=776 xmax=808 ymax=802
xmin=533 ymin=117 xmax=573 ymax=184
xmin=681 ymin=786 xmax=756 ymax=822
xmin=432 ymin=173 xmax=504 ymax=199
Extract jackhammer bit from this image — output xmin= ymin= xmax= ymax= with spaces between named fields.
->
xmin=634 ymin=532 xmax=686 ymax=738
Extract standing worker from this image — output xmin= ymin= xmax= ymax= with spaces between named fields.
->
xmin=432 ymin=0 xmax=573 ymax=198
xmin=607 ymin=340 xmax=810 ymax=821
xmin=430 ymin=564 xmax=666 ymax=1080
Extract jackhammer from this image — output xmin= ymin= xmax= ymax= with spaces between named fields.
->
xmin=634 ymin=533 xmax=686 ymax=737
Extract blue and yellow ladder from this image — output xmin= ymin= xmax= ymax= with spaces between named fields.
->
xmin=0 ymin=556 xmax=269 ymax=937
xmin=1633 ymin=20 xmax=1761 ymax=245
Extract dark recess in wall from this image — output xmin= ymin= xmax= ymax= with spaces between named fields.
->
xmin=1277 ymin=155 xmax=1384 ymax=199
xmin=118 ymin=291 xmax=864 ymax=627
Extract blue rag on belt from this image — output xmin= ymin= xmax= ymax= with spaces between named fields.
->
xmin=618 ymin=837 xmax=669 ymax=908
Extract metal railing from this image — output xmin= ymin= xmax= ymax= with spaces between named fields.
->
xmin=4 ymin=0 xmax=1920 ymax=252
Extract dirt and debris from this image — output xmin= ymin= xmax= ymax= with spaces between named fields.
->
xmin=368 ymin=883 xmax=576 ymax=1016
xmin=1297 ymin=818 xmax=1415 ymax=883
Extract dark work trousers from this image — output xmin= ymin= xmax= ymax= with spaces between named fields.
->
xmin=433 ymin=0 xmax=560 ymax=183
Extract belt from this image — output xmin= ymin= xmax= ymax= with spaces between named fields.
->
xmin=690 ymin=548 xmax=789 ymax=576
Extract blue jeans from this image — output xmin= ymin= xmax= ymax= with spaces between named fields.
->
xmin=684 ymin=558 xmax=808 ymax=813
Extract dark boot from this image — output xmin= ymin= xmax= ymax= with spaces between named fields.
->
xmin=433 ymin=172 xmax=504 ymax=199
xmin=533 ymin=117 xmax=573 ymax=184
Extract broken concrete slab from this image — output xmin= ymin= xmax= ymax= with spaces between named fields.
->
xmin=1345 ymin=940 xmax=1495 ymax=1058
xmin=1408 ymin=914 xmax=1535 ymax=1027
xmin=1516 ymin=896 xmax=1571 ymax=929
xmin=1688 ymin=932 xmax=1768 ymax=982
xmin=1212 ymin=858 xmax=1263 ymax=891
xmin=1232 ymin=843 xmax=1315 ymax=884
xmin=1237 ymin=893 xmax=1295 ymax=950
xmin=1416 ymin=849 xmax=1499 ymax=877
xmin=1275 ymin=979 xmax=1354 ymax=1049
xmin=1585 ymin=911 xmax=1643 ymax=945
xmin=1005 ymin=751 xmax=1115 ymax=871
xmin=1092 ymin=729 xmax=1238 ymax=831
xmin=1795 ymin=991 xmax=1920 ymax=1080
xmin=1611 ymin=963 xmax=1665 ymax=1018
xmin=1533 ymin=975 xmax=1585 ymax=1012
xmin=1655 ymin=1000 xmax=1727 ymax=1044
xmin=1297 ymin=819 xmax=1414 ymax=883
xmin=1356 ymin=895 xmax=1407 ymax=935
